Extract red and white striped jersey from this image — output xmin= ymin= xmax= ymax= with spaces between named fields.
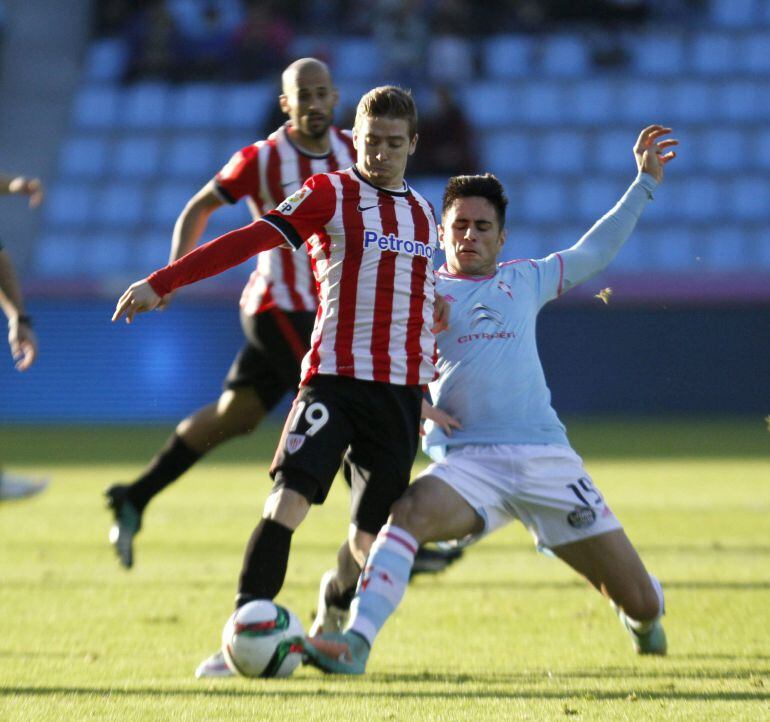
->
xmin=214 ymin=123 xmax=355 ymax=315
xmin=263 ymin=166 xmax=439 ymax=387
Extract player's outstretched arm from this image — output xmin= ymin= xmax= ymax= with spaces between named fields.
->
xmin=556 ymin=125 xmax=678 ymax=292
xmin=112 ymin=280 xmax=161 ymax=324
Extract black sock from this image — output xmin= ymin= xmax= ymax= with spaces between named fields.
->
xmin=126 ymin=434 xmax=202 ymax=513
xmin=324 ymin=540 xmax=362 ymax=611
xmin=237 ymin=518 xmax=294 ymax=606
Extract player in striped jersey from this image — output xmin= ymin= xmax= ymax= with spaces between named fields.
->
xmin=301 ymin=125 xmax=677 ymax=674
xmin=104 ymin=58 xmax=355 ymax=569
xmin=113 ymin=85 xmax=451 ymax=677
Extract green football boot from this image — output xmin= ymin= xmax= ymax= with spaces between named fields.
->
xmin=105 ymin=484 xmax=142 ymax=569
xmin=614 ymin=604 xmax=668 ymax=656
xmin=299 ymin=631 xmax=370 ymax=675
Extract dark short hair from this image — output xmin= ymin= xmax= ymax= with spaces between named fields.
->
xmin=355 ymin=85 xmax=418 ymax=138
xmin=442 ymin=174 xmax=508 ymax=228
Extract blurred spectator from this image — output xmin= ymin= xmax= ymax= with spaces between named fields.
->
xmin=234 ymin=1 xmax=293 ymax=80
xmin=409 ymin=85 xmax=476 ymax=176
xmin=124 ymin=0 xmax=183 ymax=82
xmin=175 ymin=2 xmax=237 ymax=81
xmin=373 ymin=0 xmax=428 ymax=86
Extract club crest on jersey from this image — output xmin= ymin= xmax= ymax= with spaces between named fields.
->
xmin=567 ymin=506 xmax=596 ymax=529
xmin=285 ymin=433 xmax=306 ymax=454
xmin=278 ymin=186 xmax=312 ymax=215
xmin=363 ymin=230 xmax=434 ymax=259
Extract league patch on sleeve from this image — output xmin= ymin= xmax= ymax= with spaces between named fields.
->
xmin=278 ymin=186 xmax=312 ymax=215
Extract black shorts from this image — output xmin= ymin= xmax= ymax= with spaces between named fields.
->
xmin=270 ymin=374 xmax=423 ymax=534
xmin=224 ymin=308 xmax=315 ymax=411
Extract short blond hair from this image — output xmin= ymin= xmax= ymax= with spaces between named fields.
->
xmin=355 ymin=86 xmax=418 ymax=138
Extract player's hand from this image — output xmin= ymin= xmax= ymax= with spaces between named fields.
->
xmin=155 ymin=289 xmax=177 ymax=310
xmin=633 ymin=125 xmax=678 ymax=183
xmin=9 ymin=176 xmax=44 ymax=208
xmin=432 ymin=293 xmax=450 ymax=334
xmin=8 ymin=319 xmax=38 ymax=371
xmin=112 ymin=280 xmax=162 ymax=324
xmin=421 ymin=399 xmax=462 ymax=436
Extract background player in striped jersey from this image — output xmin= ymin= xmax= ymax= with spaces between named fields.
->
xmin=104 ymin=58 xmax=355 ymax=569
xmin=300 ymin=125 xmax=678 ymax=675
xmin=113 ymin=85 xmax=451 ymax=677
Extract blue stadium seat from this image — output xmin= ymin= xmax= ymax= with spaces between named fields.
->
xmin=502 ymin=226 xmax=546 ymax=261
xmin=577 ymin=178 xmax=624 ymax=223
xmin=753 ymin=128 xmax=770 ymax=169
xmin=219 ymin=82 xmax=276 ymax=130
xmin=690 ymin=33 xmax=736 ymax=75
xmin=698 ymin=128 xmax=748 ymax=172
xmin=758 ymin=231 xmax=770 ymax=268
xmin=479 ymin=131 xmax=530 ymax=177
xmin=680 ymin=178 xmax=723 ymax=222
xmin=569 ymin=79 xmax=617 ymax=125
xmin=427 ymin=36 xmax=474 ymax=83
xmin=520 ymin=83 xmax=566 ymax=125
xmin=539 ymin=131 xmax=588 ymax=173
xmin=650 ymin=227 xmax=694 ymax=270
xmin=113 ymin=136 xmax=162 ymax=178
xmin=81 ymin=232 xmax=132 ymax=274
xmin=151 ymin=183 xmax=192 ymax=226
xmin=171 ymin=84 xmax=220 ymax=129
xmin=206 ymin=203 xmax=254 ymax=238
xmin=167 ymin=135 xmax=217 ymax=178
xmin=717 ymin=81 xmax=763 ymax=121
xmin=609 ymin=228 xmax=646 ymax=271
xmin=482 ymin=35 xmax=533 ymax=79
xmin=701 ymin=225 xmax=750 ymax=270
xmin=710 ymin=0 xmax=758 ymax=28
xmin=333 ymin=38 xmax=380 ymax=81
xmin=728 ymin=176 xmax=770 ymax=221
xmin=461 ymin=82 xmax=518 ymax=129
xmin=94 ymin=183 xmax=145 ymax=227
xmin=121 ymin=82 xmax=169 ymax=129
xmin=407 ymin=176 xmax=445 ymax=219
xmin=743 ymin=32 xmax=770 ymax=74
xmin=520 ymin=179 xmax=567 ymax=223
xmin=34 ymin=233 xmax=83 ymax=276
xmin=218 ymin=136 xmax=255 ymax=166
xmin=630 ymin=33 xmax=685 ymax=77
xmin=73 ymin=85 xmax=121 ymax=129
xmin=615 ymin=81 xmax=666 ymax=123
xmin=44 ymin=183 xmax=93 ymax=226
xmin=59 ymin=137 xmax=109 ymax=179
xmin=665 ymin=80 xmax=714 ymax=123
xmin=540 ymin=35 xmax=588 ymax=77
xmin=137 ymin=230 xmax=170 ymax=270
xmin=595 ymin=130 xmax=635 ymax=173
xmin=84 ymin=38 xmax=128 ymax=82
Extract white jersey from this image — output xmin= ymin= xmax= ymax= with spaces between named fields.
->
xmin=263 ymin=166 xmax=439 ymax=386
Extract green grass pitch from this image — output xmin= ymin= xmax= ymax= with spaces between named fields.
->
xmin=1 ymin=419 xmax=768 ymax=721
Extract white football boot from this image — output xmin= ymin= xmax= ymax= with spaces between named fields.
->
xmin=309 ymin=569 xmax=350 ymax=638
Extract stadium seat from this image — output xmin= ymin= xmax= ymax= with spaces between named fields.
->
xmin=569 ymin=79 xmax=617 ymax=125
xmin=711 ymin=0 xmax=758 ymax=28
xmin=219 ymin=82 xmax=276 ymax=130
xmin=479 ymin=131 xmax=531 ymax=177
xmin=171 ymin=84 xmax=220 ymax=129
xmin=83 ymin=37 xmax=128 ymax=82
xmin=167 ymin=135 xmax=217 ymax=178
xmin=758 ymin=231 xmax=770 ymax=268
xmin=539 ymin=131 xmax=589 ymax=174
xmin=520 ymin=83 xmax=566 ymax=126
xmin=44 ymin=183 xmax=94 ymax=226
xmin=94 ymin=183 xmax=146 ymax=227
xmin=610 ymin=228 xmax=647 ymax=271
xmin=630 ymin=33 xmax=685 ymax=77
xmin=502 ymin=226 xmax=546 ymax=261
xmin=577 ymin=177 xmax=624 ymax=223
xmin=650 ymin=226 xmax=694 ymax=270
xmin=72 ymin=85 xmax=121 ymax=129
xmin=742 ymin=32 xmax=770 ymax=74
xmin=753 ymin=128 xmax=770 ymax=170
xmin=333 ymin=38 xmax=380 ymax=81
xmin=614 ymin=81 xmax=666 ymax=123
xmin=520 ymin=178 xmax=567 ymax=223
xmin=206 ymin=203 xmax=254 ymax=239
xmin=540 ymin=34 xmax=588 ymax=77
xmin=701 ymin=225 xmax=750 ymax=269
xmin=665 ymin=80 xmax=714 ymax=123
xmin=680 ymin=178 xmax=723 ymax=222
xmin=728 ymin=176 xmax=770 ymax=221
xmin=137 ymin=230 xmax=170 ymax=270
xmin=698 ymin=128 xmax=747 ymax=172
xmin=717 ymin=80 xmax=764 ymax=121
xmin=426 ymin=36 xmax=474 ymax=83
xmin=34 ymin=233 xmax=83 ymax=276
xmin=113 ymin=136 xmax=162 ymax=178
xmin=80 ymin=231 xmax=132 ymax=274
xmin=690 ymin=33 xmax=737 ymax=75
xmin=460 ymin=82 xmax=518 ymax=129
xmin=59 ymin=136 xmax=109 ymax=179
xmin=482 ymin=35 xmax=533 ymax=79
xmin=151 ymin=183 xmax=192 ymax=226
xmin=594 ymin=130 xmax=635 ymax=173
xmin=121 ymin=82 xmax=169 ymax=129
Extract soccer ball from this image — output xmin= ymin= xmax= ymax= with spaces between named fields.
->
xmin=221 ymin=600 xmax=304 ymax=678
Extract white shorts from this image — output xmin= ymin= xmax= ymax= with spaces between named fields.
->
xmin=415 ymin=444 xmax=622 ymax=550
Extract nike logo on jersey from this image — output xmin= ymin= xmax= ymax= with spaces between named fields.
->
xmin=357 ymin=203 xmax=380 ymax=213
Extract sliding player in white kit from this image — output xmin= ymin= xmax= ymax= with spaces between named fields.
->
xmin=301 ymin=125 xmax=678 ymax=674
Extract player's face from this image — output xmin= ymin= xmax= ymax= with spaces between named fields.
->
xmin=353 ymin=115 xmax=417 ymax=189
xmin=280 ymin=66 xmax=338 ymax=140
xmin=440 ymin=197 xmax=505 ymax=277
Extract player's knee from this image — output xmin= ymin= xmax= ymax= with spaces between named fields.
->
xmin=218 ymin=389 xmax=265 ymax=434
xmin=262 ymin=487 xmax=310 ymax=530
xmin=389 ymin=491 xmax=432 ymax=542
